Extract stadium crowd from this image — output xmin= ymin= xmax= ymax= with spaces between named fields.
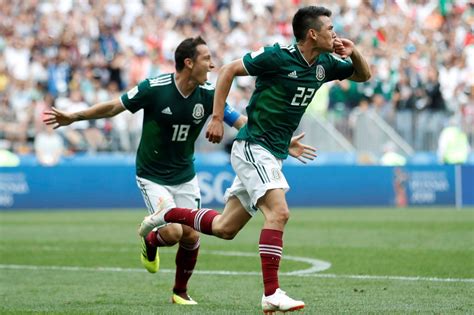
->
xmin=0 ymin=0 xmax=473 ymax=159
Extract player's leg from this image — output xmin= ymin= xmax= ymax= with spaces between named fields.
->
xmin=136 ymin=176 xmax=183 ymax=273
xmin=171 ymin=225 xmax=199 ymax=305
xmin=139 ymin=175 xmax=255 ymax=239
xmin=138 ymin=143 xmax=259 ymax=239
xmin=231 ymin=141 xmax=304 ymax=313
xmin=169 ymin=177 xmax=202 ymax=305
xmin=257 ymin=189 xmax=303 ymax=313
xmin=208 ymin=170 xmax=259 ymax=239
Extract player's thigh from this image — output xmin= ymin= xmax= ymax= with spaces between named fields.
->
xmin=135 ymin=176 xmax=176 ymax=215
xmin=231 ymin=141 xmax=289 ymax=209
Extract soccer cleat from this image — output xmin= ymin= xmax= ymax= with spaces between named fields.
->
xmin=261 ymin=288 xmax=305 ymax=314
xmin=140 ymin=236 xmax=159 ymax=273
xmin=138 ymin=198 xmax=174 ymax=237
xmin=171 ymin=293 xmax=198 ymax=305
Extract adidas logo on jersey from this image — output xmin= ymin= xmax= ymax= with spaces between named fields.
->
xmin=161 ymin=107 xmax=172 ymax=115
xmin=288 ymin=71 xmax=298 ymax=78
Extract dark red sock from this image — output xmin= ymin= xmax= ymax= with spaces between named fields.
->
xmin=164 ymin=208 xmax=219 ymax=235
xmin=173 ymin=239 xmax=200 ymax=294
xmin=145 ymin=229 xmax=171 ymax=247
xmin=259 ymin=229 xmax=283 ymax=296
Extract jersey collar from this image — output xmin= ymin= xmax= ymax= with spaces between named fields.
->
xmin=173 ymin=73 xmax=197 ymax=99
xmin=295 ymin=44 xmax=317 ymax=67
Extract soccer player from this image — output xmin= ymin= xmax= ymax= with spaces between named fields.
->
xmin=44 ymin=37 xmax=316 ymax=306
xmin=139 ymin=6 xmax=371 ymax=313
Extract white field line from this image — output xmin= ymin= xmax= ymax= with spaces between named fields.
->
xmin=1 ymin=264 xmax=473 ymax=284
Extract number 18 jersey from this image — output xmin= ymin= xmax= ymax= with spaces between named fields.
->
xmin=120 ymin=73 xmax=237 ymax=185
xmin=237 ymin=43 xmax=354 ymax=159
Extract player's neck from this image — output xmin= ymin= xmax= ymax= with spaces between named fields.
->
xmin=174 ymin=71 xmax=198 ymax=97
xmin=296 ymin=42 xmax=321 ymax=66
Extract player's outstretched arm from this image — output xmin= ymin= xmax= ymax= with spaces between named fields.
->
xmin=207 ymin=59 xmax=248 ymax=143
xmin=289 ymin=132 xmax=318 ymax=164
xmin=43 ymin=99 xmax=125 ymax=129
xmin=334 ymin=38 xmax=371 ymax=82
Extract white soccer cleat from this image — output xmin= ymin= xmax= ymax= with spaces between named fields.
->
xmin=261 ymin=288 xmax=305 ymax=314
xmin=138 ymin=198 xmax=174 ymax=237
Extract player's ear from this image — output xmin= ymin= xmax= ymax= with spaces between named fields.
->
xmin=309 ymin=29 xmax=318 ymax=41
xmin=184 ymin=57 xmax=194 ymax=70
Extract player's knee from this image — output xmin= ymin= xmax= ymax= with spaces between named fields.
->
xmin=159 ymin=225 xmax=183 ymax=245
xmin=181 ymin=228 xmax=200 ymax=244
xmin=213 ymin=225 xmax=238 ymax=240
xmin=268 ymin=206 xmax=290 ymax=226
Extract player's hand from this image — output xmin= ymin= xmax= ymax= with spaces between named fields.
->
xmin=206 ymin=117 xmax=224 ymax=143
xmin=289 ymin=132 xmax=317 ymax=164
xmin=334 ymin=37 xmax=354 ymax=59
xmin=43 ymin=107 xmax=74 ymax=129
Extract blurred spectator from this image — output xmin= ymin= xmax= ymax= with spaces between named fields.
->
xmin=380 ymin=142 xmax=407 ymax=166
xmin=437 ymin=116 xmax=471 ymax=164
xmin=34 ymin=124 xmax=64 ymax=167
xmin=0 ymin=140 xmax=20 ymax=167
xmin=0 ymin=0 xmax=472 ymax=156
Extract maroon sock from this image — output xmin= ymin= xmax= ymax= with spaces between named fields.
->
xmin=259 ymin=229 xmax=283 ymax=296
xmin=164 ymin=208 xmax=219 ymax=235
xmin=145 ymin=229 xmax=172 ymax=247
xmin=173 ymin=239 xmax=200 ymax=294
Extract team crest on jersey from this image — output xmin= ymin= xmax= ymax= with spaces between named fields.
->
xmin=316 ymin=65 xmax=325 ymax=81
xmin=192 ymin=103 xmax=205 ymax=120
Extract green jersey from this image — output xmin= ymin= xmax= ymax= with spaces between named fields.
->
xmin=121 ymin=73 xmax=237 ymax=185
xmin=237 ymin=43 xmax=354 ymax=159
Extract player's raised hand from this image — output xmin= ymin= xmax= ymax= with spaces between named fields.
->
xmin=206 ymin=117 xmax=224 ymax=143
xmin=43 ymin=107 xmax=75 ymax=129
xmin=334 ymin=37 xmax=354 ymax=59
xmin=289 ymin=132 xmax=317 ymax=164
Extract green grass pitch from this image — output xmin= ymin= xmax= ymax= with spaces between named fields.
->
xmin=1 ymin=208 xmax=473 ymax=314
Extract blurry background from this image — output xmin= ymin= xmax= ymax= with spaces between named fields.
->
xmin=0 ymin=0 xmax=473 ymax=208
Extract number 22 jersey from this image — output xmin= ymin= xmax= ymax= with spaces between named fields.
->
xmin=237 ymin=43 xmax=354 ymax=159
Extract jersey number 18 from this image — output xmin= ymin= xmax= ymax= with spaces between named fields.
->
xmin=171 ymin=124 xmax=190 ymax=141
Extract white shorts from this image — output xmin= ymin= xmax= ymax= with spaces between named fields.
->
xmin=136 ymin=175 xmax=201 ymax=215
xmin=224 ymin=140 xmax=289 ymax=216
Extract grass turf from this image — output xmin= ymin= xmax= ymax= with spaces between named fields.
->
xmin=1 ymin=208 xmax=473 ymax=314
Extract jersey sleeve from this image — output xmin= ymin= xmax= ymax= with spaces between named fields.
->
xmin=120 ymin=79 xmax=152 ymax=113
xmin=223 ymin=104 xmax=241 ymax=126
xmin=242 ymin=44 xmax=281 ymax=76
xmin=326 ymin=54 xmax=354 ymax=82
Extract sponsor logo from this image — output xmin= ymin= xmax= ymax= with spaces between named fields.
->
xmin=288 ymin=71 xmax=298 ymax=78
xmin=161 ymin=107 xmax=172 ymax=115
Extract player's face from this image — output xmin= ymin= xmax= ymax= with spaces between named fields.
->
xmin=313 ymin=16 xmax=336 ymax=52
xmin=191 ymin=44 xmax=215 ymax=85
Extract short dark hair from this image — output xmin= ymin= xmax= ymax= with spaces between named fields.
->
xmin=175 ymin=36 xmax=207 ymax=71
xmin=292 ymin=6 xmax=332 ymax=42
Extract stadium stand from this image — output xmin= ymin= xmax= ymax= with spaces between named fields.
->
xmin=0 ymin=0 xmax=472 ymax=163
